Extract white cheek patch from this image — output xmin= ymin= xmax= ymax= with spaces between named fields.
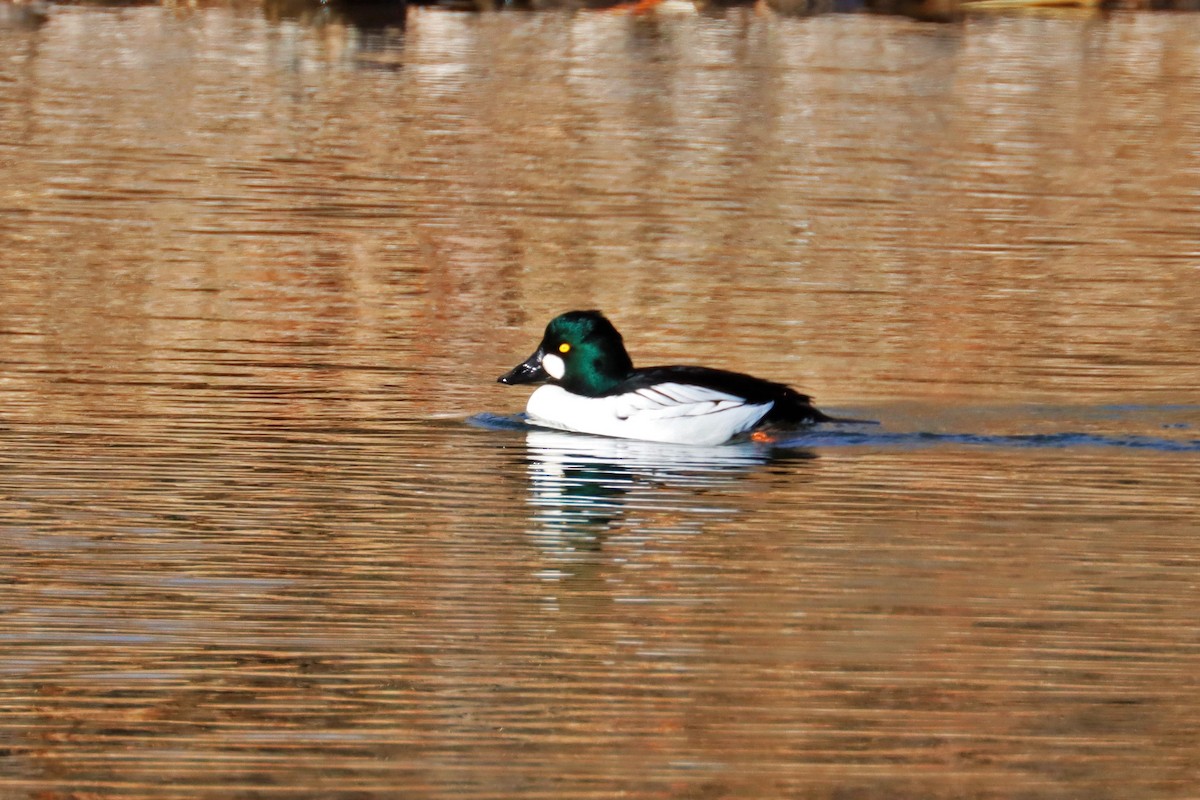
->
xmin=542 ymin=353 xmax=566 ymax=380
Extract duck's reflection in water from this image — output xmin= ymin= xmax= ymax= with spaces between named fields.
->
xmin=520 ymin=430 xmax=814 ymax=578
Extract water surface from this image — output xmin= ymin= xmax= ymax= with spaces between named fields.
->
xmin=1 ymin=4 xmax=1199 ymax=799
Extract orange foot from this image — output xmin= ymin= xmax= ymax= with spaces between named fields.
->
xmin=750 ymin=430 xmax=777 ymax=444
xmin=604 ymin=0 xmax=664 ymax=13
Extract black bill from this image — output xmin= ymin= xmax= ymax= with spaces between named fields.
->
xmin=497 ymin=349 xmax=548 ymax=385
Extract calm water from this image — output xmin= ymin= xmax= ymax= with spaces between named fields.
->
xmin=2 ymin=3 xmax=1199 ymax=799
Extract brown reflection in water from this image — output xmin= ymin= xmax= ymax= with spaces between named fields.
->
xmin=2 ymin=11 xmax=1198 ymax=416
xmin=1 ymin=5 xmax=1199 ymax=800
xmin=1 ymin=424 xmax=1197 ymax=797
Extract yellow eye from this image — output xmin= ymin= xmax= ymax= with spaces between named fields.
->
xmin=558 ymin=343 xmax=571 ymax=354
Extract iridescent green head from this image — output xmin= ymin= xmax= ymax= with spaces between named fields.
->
xmin=498 ymin=310 xmax=635 ymax=397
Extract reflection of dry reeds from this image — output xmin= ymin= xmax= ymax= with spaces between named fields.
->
xmin=960 ymin=0 xmax=1101 ymax=10
xmin=904 ymin=0 xmax=1104 ymax=19
xmin=4 ymin=425 xmax=1199 ymax=796
xmin=5 ymin=10 xmax=1199 ymax=414
xmin=2 ymin=8 xmax=1200 ymax=796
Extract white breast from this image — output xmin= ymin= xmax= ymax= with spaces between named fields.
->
xmin=525 ymin=383 xmax=774 ymax=446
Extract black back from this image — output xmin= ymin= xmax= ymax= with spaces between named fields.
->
xmin=608 ymin=365 xmax=833 ymax=425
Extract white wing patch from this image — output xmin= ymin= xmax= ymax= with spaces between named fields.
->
xmin=526 ymin=384 xmax=775 ymax=446
xmin=615 ymin=383 xmax=750 ymax=420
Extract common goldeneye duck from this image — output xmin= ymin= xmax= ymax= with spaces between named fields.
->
xmin=498 ymin=310 xmax=847 ymax=446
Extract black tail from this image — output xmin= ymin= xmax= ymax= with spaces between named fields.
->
xmin=772 ymin=387 xmax=877 ymax=426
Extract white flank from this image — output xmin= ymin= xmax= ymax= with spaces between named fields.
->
xmin=541 ymin=353 xmax=565 ymax=380
xmin=525 ymin=383 xmax=773 ymax=446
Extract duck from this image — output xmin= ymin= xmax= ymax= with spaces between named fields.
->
xmin=498 ymin=310 xmax=856 ymax=446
